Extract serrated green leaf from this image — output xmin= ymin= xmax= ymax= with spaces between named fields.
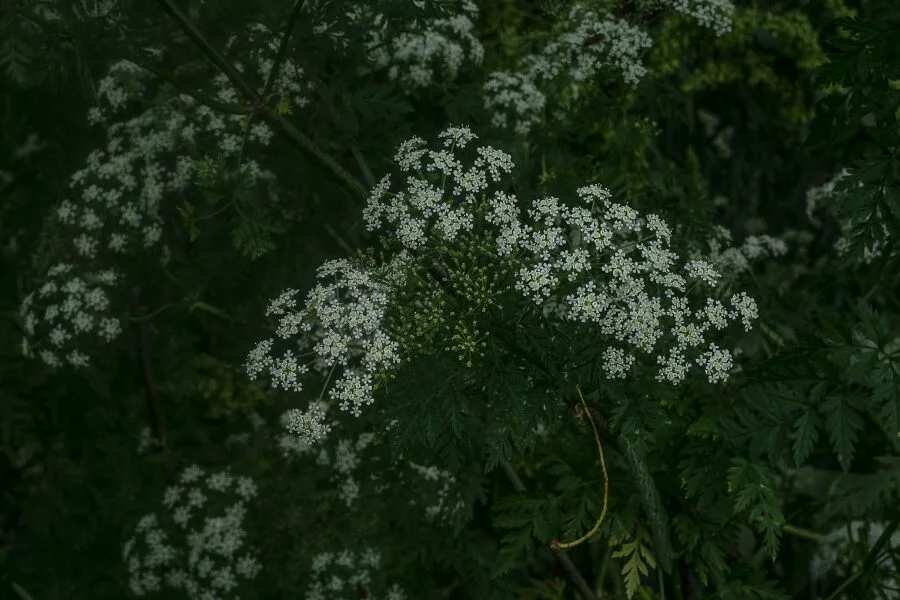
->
xmin=822 ymin=393 xmax=865 ymax=472
xmin=727 ymin=458 xmax=784 ymax=560
xmin=611 ymin=527 xmax=656 ymax=599
xmin=790 ymin=409 xmax=821 ymax=467
xmin=513 ymin=578 xmax=567 ymax=600
xmin=492 ymin=528 xmax=534 ymax=577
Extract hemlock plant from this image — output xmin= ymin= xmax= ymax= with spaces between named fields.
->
xmin=3 ymin=0 xmax=900 ymax=599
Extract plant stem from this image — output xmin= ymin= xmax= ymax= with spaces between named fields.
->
xmin=501 ymin=460 xmax=599 ymax=600
xmin=261 ymin=0 xmax=307 ymax=100
xmin=132 ymin=291 xmax=165 ymax=450
xmin=125 ymin=58 xmax=250 ymax=115
xmin=782 ymin=523 xmax=823 ymax=542
xmin=155 ymin=0 xmax=258 ymax=100
xmin=826 ymin=520 xmax=900 ymax=600
xmin=263 ymin=111 xmax=369 ymax=200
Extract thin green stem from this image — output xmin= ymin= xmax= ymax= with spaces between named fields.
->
xmin=317 ymin=362 xmax=338 ymax=404
xmin=192 ymin=199 xmax=236 ymax=223
xmin=132 ymin=291 xmax=166 ymax=450
xmin=189 ymin=301 xmax=238 ymax=322
xmin=782 ymin=523 xmax=824 ymax=543
xmin=125 ymin=301 xmax=182 ymax=322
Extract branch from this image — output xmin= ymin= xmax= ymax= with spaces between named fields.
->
xmin=125 ymin=58 xmax=251 ymax=115
xmin=153 ymin=0 xmax=368 ymax=200
xmin=263 ymin=109 xmax=369 ymax=200
xmin=132 ymin=290 xmax=165 ymax=450
xmin=155 ymin=0 xmax=258 ymax=101
xmin=261 ymin=0 xmax=307 ymax=100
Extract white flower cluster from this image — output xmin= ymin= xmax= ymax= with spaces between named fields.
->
xmin=247 ymin=253 xmax=412 ymax=445
xmin=483 ymin=71 xmax=547 ymax=135
xmin=33 ymin=0 xmax=120 ymax=21
xmin=19 ymin=263 xmax=122 ymax=368
xmin=665 ymin=0 xmax=735 ymax=36
xmin=364 ymin=126 xmax=514 ymax=248
xmin=700 ymin=226 xmax=788 ymax=275
xmin=312 ymin=432 xmax=378 ymax=507
xmin=810 ymin=520 xmax=900 ymax=597
xmin=805 ymin=169 xmax=850 ymax=227
xmin=25 ymin=25 xmax=309 ymax=369
xmin=276 ymin=426 xmax=465 ymax=522
xmin=366 ymin=126 xmax=758 ymax=385
xmin=407 ymin=461 xmax=465 ymax=522
xmin=68 ymin=25 xmax=306 ymax=262
xmin=124 ymin=466 xmax=261 ymax=599
xmin=307 ymin=548 xmax=406 ymax=600
xmin=349 ymin=0 xmax=484 ymax=88
xmin=483 ymin=4 xmax=652 ymax=134
xmin=280 ymin=403 xmax=334 ymax=451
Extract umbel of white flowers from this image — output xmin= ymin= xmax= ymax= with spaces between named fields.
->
xmin=246 ymin=125 xmax=758 ymax=447
xmin=123 ymin=466 xmax=261 ymax=599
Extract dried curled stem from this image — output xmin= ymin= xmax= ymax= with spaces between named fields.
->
xmin=550 ymin=384 xmax=609 ymax=550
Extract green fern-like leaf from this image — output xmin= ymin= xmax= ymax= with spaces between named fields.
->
xmin=0 ymin=27 xmax=33 ymax=86
xmin=230 ymin=211 xmax=283 ymax=259
xmin=611 ymin=525 xmax=657 ymax=599
xmin=822 ymin=392 xmax=865 ymax=472
xmin=712 ymin=571 xmax=792 ymax=600
xmin=824 ymin=457 xmax=900 ymax=519
xmin=790 ymin=409 xmax=822 ymax=467
xmin=871 ymin=358 xmax=900 ymax=436
xmin=620 ymin=434 xmax=675 ymax=574
xmin=727 ymin=458 xmax=784 ymax=560
xmin=492 ymin=527 xmax=534 ymax=577
xmin=513 ymin=578 xmax=567 ymax=600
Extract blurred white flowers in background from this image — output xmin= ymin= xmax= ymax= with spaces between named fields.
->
xmin=810 ymin=520 xmax=900 ymax=598
xmin=19 ymin=264 xmax=122 ymax=368
xmin=123 ymin=466 xmax=261 ymax=599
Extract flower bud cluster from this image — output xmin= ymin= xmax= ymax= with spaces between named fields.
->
xmin=123 ymin=466 xmax=261 ymax=599
xmin=365 ymin=126 xmax=758 ymax=386
xmin=19 ymin=263 xmax=122 ymax=368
